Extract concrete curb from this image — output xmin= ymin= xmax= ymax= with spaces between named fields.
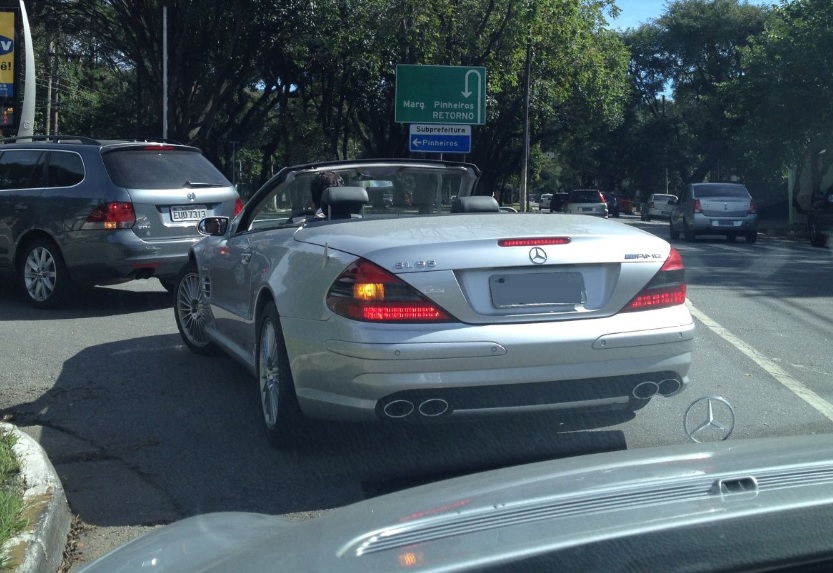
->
xmin=1 ymin=423 xmax=71 ymax=573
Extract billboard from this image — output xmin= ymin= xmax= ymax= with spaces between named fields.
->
xmin=0 ymin=11 xmax=13 ymax=98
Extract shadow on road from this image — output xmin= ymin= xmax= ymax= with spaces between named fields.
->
xmin=0 ymin=279 xmax=173 ymax=321
xmin=5 ymin=333 xmax=628 ymax=528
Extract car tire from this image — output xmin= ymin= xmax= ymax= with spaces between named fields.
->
xmin=257 ymin=301 xmax=303 ymax=450
xmin=809 ymin=221 xmax=828 ymax=247
xmin=174 ymin=260 xmax=218 ymax=356
xmin=683 ymin=220 xmax=695 ymax=241
xmin=669 ymin=222 xmax=679 ymax=240
xmin=745 ymin=231 xmax=758 ymax=244
xmin=18 ymin=238 xmax=73 ymax=308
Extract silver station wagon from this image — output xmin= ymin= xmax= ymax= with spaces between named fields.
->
xmin=0 ymin=136 xmax=241 ymax=307
xmin=670 ymin=182 xmax=758 ymax=243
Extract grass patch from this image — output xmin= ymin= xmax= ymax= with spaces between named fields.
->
xmin=0 ymin=430 xmax=26 ymax=569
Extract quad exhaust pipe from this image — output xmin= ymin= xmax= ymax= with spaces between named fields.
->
xmin=382 ymin=398 xmax=450 ymax=419
xmin=632 ymin=377 xmax=683 ymax=400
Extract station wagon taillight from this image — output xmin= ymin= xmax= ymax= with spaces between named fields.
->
xmin=692 ymin=199 xmax=702 ymax=213
xmin=327 ymin=259 xmax=453 ymax=323
xmin=624 ymin=248 xmax=687 ymax=312
xmin=82 ymin=202 xmax=136 ymax=230
xmin=749 ymin=200 xmax=757 ymax=214
xmin=235 ymin=196 xmax=243 ymax=216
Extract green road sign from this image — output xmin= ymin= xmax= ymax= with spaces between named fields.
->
xmin=395 ymin=64 xmax=487 ymax=125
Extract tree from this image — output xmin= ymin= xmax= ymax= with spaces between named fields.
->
xmin=734 ymin=0 xmax=833 ymax=210
xmin=621 ymin=0 xmax=768 ymax=186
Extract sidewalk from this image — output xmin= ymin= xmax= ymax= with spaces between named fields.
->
xmin=1 ymin=423 xmax=71 ymax=573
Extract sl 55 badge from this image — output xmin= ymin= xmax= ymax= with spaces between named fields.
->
xmin=395 ymin=260 xmax=437 ymax=269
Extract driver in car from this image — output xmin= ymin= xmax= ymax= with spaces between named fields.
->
xmin=310 ymin=171 xmax=344 ymax=218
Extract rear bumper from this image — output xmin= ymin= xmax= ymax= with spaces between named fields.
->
xmin=61 ymin=231 xmax=199 ymax=284
xmin=689 ymin=213 xmax=758 ymax=234
xmin=284 ymin=311 xmax=695 ymax=422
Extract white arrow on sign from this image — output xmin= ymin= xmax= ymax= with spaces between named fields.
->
xmin=461 ymin=69 xmax=484 ymax=124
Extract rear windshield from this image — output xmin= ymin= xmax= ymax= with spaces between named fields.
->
xmin=692 ymin=185 xmax=750 ymax=199
xmin=570 ymin=190 xmax=602 ymax=203
xmin=102 ymin=149 xmax=230 ymax=189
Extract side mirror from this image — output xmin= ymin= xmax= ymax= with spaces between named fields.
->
xmin=198 ymin=217 xmax=229 ymax=236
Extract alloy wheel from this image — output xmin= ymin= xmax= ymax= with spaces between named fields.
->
xmin=23 ymin=246 xmax=57 ymax=303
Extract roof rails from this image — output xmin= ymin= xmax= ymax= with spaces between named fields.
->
xmin=1 ymin=134 xmax=101 ymax=145
xmin=0 ymin=135 xmax=186 ymax=146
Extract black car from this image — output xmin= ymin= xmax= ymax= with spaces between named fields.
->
xmin=0 ymin=135 xmax=241 ymax=307
xmin=549 ymin=192 xmax=569 ymax=213
xmin=808 ymin=189 xmax=833 ymax=247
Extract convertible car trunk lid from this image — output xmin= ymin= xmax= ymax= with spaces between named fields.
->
xmin=294 ymin=214 xmax=674 ymax=321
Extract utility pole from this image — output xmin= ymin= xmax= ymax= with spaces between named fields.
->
xmin=521 ymin=38 xmax=532 ymax=212
xmin=162 ymin=2 xmax=168 ymax=139
xmin=45 ymin=39 xmax=53 ymax=134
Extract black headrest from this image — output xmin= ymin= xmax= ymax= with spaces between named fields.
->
xmin=452 ymin=195 xmax=500 ymax=213
xmin=321 ymin=186 xmax=369 ymax=219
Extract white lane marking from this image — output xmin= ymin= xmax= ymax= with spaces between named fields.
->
xmin=688 ymin=300 xmax=833 ymax=423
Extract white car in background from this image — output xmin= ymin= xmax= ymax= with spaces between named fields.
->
xmin=565 ymin=189 xmax=609 ymax=218
xmin=641 ymin=193 xmax=678 ymax=221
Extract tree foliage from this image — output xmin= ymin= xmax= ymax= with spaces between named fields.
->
xmin=734 ymin=0 xmax=833 ymax=207
xmin=19 ymin=0 xmax=628 ymax=190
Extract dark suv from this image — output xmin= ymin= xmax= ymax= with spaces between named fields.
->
xmin=0 ymin=136 xmax=241 ymax=307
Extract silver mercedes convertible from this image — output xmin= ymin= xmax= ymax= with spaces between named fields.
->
xmin=173 ymin=159 xmax=694 ymax=448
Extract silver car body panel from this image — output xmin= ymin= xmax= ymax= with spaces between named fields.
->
xmin=78 ymin=434 xmax=833 ymax=573
xmin=189 ymin=160 xmax=693 ymax=422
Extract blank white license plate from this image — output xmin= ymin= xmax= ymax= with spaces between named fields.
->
xmin=489 ymin=271 xmax=585 ymax=307
xmin=171 ymin=205 xmax=207 ymax=221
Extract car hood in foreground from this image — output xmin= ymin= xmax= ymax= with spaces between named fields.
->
xmin=79 ymin=434 xmax=833 ymax=572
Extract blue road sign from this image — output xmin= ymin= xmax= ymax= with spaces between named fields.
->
xmin=409 ymin=124 xmax=471 ymax=154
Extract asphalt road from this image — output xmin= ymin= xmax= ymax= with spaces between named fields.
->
xmin=1 ymin=215 xmax=832 ymax=570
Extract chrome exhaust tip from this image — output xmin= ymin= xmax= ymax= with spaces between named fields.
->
xmin=418 ymin=398 xmax=450 ymax=417
xmin=632 ymin=381 xmax=660 ymax=400
xmin=383 ymin=399 xmax=415 ymax=419
xmin=658 ymin=377 xmax=683 ymax=396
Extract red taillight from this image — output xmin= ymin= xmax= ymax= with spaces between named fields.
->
xmin=624 ymin=248 xmax=686 ymax=311
xmin=82 ymin=202 xmax=136 ymax=230
xmin=234 ymin=196 xmax=243 ymax=216
xmin=498 ymin=237 xmax=571 ymax=247
xmin=692 ymin=199 xmax=702 ymax=213
xmin=326 ymin=259 xmax=454 ymax=323
xmin=749 ymin=200 xmax=757 ymax=214
xmin=144 ymin=145 xmax=177 ymax=151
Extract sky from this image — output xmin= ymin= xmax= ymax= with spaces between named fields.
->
xmin=609 ymin=0 xmax=773 ymax=30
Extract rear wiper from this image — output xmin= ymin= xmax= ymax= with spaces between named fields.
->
xmin=184 ymin=180 xmax=225 ymax=188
